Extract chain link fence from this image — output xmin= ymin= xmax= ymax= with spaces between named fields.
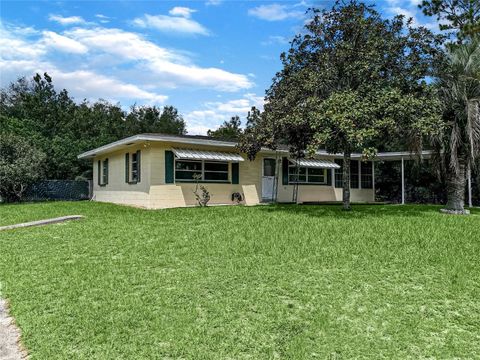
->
xmin=22 ymin=180 xmax=92 ymax=201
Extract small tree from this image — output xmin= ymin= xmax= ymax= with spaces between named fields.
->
xmin=0 ymin=134 xmax=46 ymax=202
xmin=192 ymin=173 xmax=211 ymax=207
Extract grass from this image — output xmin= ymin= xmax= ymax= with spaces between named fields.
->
xmin=0 ymin=201 xmax=479 ymax=359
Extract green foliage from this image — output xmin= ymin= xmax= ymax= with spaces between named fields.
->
xmin=126 ymin=105 xmax=186 ymax=135
xmin=0 ymin=202 xmax=479 ymax=358
xmin=192 ymin=173 xmax=211 ymax=206
xmin=420 ymin=0 xmax=480 ymax=41
xmin=207 ymin=115 xmax=242 ymax=140
xmin=432 ymin=37 xmax=480 ymax=210
xmin=0 ymin=73 xmax=187 ymax=180
xmin=0 ymin=134 xmax=46 ymax=202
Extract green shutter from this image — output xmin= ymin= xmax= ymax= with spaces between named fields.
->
xmin=136 ymin=150 xmax=141 ymax=183
xmin=326 ymin=169 xmax=332 ymax=186
xmin=125 ymin=153 xmax=129 ymax=183
xmin=105 ymin=159 xmax=109 ymax=184
xmin=165 ymin=150 xmax=174 ymax=183
xmin=282 ymin=157 xmax=289 ymax=185
xmin=97 ymin=160 xmax=101 ymax=185
xmin=232 ymin=162 xmax=239 ymax=184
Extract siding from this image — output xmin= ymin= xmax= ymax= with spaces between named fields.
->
xmin=92 ymin=141 xmax=374 ymax=208
xmin=93 ymin=144 xmax=151 ymax=207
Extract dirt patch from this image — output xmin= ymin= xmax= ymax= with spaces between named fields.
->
xmin=0 ymin=299 xmax=28 ymax=359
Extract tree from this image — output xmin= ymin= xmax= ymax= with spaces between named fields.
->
xmin=207 ymin=116 xmax=242 ymax=140
xmin=0 ymin=133 xmax=46 ymax=202
xmin=126 ymin=105 xmax=187 ymax=135
xmin=1 ymin=74 xmax=187 ymax=180
xmin=419 ymin=0 xmax=480 ymax=42
xmin=434 ymin=37 xmax=480 ymax=213
xmin=239 ymin=1 xmax=444 ymax=210
xmin=309 ymin=88 xmax=441 ymax=208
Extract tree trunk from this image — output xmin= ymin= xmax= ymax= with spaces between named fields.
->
xmin=445 ymin=158 xmax=466 ymax=213
xmin=342 ymin=152 xmax=351 ymax=211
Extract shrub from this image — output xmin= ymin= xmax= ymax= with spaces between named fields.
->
xmin=0 ymin=134 xmax=46 ymax=202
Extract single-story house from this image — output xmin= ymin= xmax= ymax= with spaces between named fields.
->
xmin=77 ymin=133 xmax=431 ymax=209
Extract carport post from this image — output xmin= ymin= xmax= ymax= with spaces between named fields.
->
xmin=468 ymin=166 xmax=472 ymax=208
xmin=401 ymin=157 xmax=405 ymax=205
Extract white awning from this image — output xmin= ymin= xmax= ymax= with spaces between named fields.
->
xmin=290 ymin=158 xmax=340 ymax=169
xmin=172 ymin=148 xmax=244 ymax=162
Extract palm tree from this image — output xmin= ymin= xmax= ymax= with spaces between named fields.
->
xmin=436 ymin=37 xmax=480 ymax=213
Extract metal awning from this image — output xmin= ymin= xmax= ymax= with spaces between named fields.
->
xmin=172 ymin=148 xmax=244 ymax=162
xmin=290 ymin=158 xmax=340 ymax=169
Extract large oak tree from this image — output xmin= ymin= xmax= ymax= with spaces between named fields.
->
xmin=240 ymin=1 xmax=445 ymax=210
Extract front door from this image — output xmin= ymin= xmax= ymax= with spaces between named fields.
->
xmin=262 ymin=158 xmax=276 ymax=200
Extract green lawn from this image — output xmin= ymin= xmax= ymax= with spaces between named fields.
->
xmin=0 ymin=202 xmax=479 ymax=359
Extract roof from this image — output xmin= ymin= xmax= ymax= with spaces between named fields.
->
xmin=77 ymin=133 xmax=433 ymax=161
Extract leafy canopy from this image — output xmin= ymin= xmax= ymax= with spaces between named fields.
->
xmin=241 ymin=1 xmax=445 ymax=158
xmin=239 ymin=0 xmax=445 ymax=209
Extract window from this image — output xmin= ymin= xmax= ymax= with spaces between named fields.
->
xmin=98 ymin=158 xmax=108 ymax=186
xmin=361 ymin=161 xmax=373 ymax=189
xmin=288 ymin=165 xmax=327 ymax=184
xmin=334 ymin=159 xmax=343 ymax=188
xmin=334 ymin=159 xmax=360 ymax=188
xmin=350 ymin=160 xmax=359 ymax=189
xmin=125 ymin=151 xmax=141 ymax=184
xmin=131 ymin=152 xmax=139 ymax=182
xmin=263 ymin=158 xmax=276 ymax=177
xmin=175 ymin=160 xmax=229 ymax=182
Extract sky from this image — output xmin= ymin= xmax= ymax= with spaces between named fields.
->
xmin=0 ymin=0 xmax=439 ymax=134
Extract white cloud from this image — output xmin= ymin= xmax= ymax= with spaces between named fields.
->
xmin=205 ymin=0 xmax=222 ymax=6
xmin=133 ymin=13 xmax=209 ymax=36
xmin=0 ymin=25 xmax=45 ymax=59
xmin=261 ymin=35 xmax=289 ymax=46
xmin=66 ymin=27 xmax=179 ymax=62
xmin=184 ymin=93 xmax=264 ymax=134
xmin=48 ymin=14 xmax=86 ymax=25
xmin=66 ymin=27 xmax=252 ymax=91
xmin=248 ymin=4 xmax=304 ymax=21
xmin=1 ymin=21 xmax=252 ymax=110
xmin=53 ymin=70 xmax=168 ymax=104
xmin=0 ymin=57 xmax=167 ymax=104
xmin=169 ymin=7 xmax=196 ymax=18
xmin=95 ymin=14 xmax=110 ymax=24
xmin=386 ymin=6 xmax=437 ymax=30
xmin=42 ymin=31 xmax=88 ymax=54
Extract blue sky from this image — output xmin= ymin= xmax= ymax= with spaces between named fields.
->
xmin=0 ymin=0 xmax=438 ymax=134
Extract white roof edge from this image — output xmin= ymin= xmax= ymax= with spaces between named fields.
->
xmin=77 ymin=134 xmax=238 ymax=159
xmin=78 ymin=134 xmax=434 ymax=160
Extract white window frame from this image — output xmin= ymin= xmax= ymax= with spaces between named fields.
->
xmin=288 ymin=165 xmax=327 ymax=185
xmin=175 ymin=159 xmax=229 ymax=182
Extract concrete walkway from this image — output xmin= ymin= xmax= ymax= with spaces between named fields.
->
xmin=0 ymin=299 xmax=27 ymax=359
xmin=0 ymin=215 xmax=83 ymax=232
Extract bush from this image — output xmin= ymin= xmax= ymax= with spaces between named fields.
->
xmin=0 ymin=134 xmax=46 ymax=202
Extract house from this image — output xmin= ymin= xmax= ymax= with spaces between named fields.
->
xmin=77 ymin=133 xmax=427 ymax=209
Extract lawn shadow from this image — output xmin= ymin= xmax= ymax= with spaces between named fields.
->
xmin=256 ymin=203 xmax=443 ymax=220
